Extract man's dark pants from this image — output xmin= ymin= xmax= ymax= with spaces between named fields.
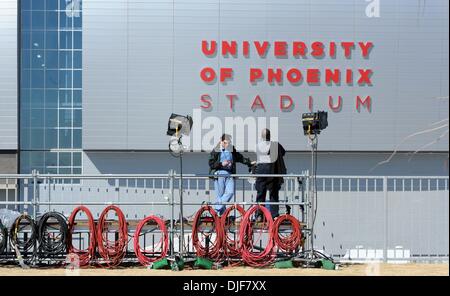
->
xmin=255 ymin=163 xmax=280 ymax=218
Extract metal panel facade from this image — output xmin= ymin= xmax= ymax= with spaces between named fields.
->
xmin=0 ymin=0 xmax=18 ymax=150
xmin=83 ymin=0 xmax=449 ymax=151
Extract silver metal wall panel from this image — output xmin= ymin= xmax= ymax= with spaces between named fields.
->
xmin=83 ymin=0 xmax=449 ymax=151
xmin=0 ymin=0 xmax=18 ymax=150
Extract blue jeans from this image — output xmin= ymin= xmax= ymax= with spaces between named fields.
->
xmin=214 ymin=170 xmax=235 ymax=215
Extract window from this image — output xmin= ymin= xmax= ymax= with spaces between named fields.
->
xmin=31 ymin=31 xmax=44 ymax=49
xmin=46 ymin=11 xmax=58 ymax=30
xmin=59 ymin=109 xmax=73 ymax=127
xmin=59 ymin=129 xmax=72 ymax=149
xmin=45 ymin=70 xmax=59 ymax=88
xmin=59 ymin=152 xmax=72 ymax=167
xmin=59 ymin=51 xmax=72 ymax=68
xmin=45 ymin=109 xmax=58 ymax=128
xmin=45 ymin=31 xmax=58 ymax=49
xmin=31 ymin=11 xmax=45 ymax=30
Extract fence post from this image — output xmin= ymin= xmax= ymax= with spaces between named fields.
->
xmin=383 ymin=176 xmax=388 ymax=263
xmin=169 ymin=170 xmax=175 ymax=256
xmin=32 ymin=170 xmax=38 ymax=220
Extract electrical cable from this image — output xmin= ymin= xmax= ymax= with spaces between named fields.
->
xmin=221 ymin=205 xmax=245 ymax=259
xmin=239 ymin=205 xmax=275 ymax=267
xmin=96 ymin=206 xmax=128 ymax=267
xmin=0 ymin=219 xmax=7 ymax=255
xmin=191 ymin=205 xmax=223 ymax=260
xmin=68 ymin=206 xmax=97 ymax=266
xmin=9 ymin=214 xmax=37 ymax=262
xmin=37 ymin=211 xmax=69 ymax=258
xmin=272 ymin=214 xmax=302 ymax=253
xmin=134 ymin=215 xmax=169 ymax=266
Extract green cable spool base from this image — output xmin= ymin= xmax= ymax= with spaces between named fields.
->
xmin=321 ymin=259 xmax=336 ymax=270
xmin=194 ymin=257 xmax=214 ymax=270
xmin=274 ymin=260 xmax=294 ymax=269
xmin=152 ymin=258 xmax=170 ymax=270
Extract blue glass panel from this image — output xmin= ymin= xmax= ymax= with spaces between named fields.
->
xmin=59 ymin=70 xmax=72 ymax=88
xmin=73 ymin=13 xmax=82 ymax=29
xmin=72 ymin=168 xmax=82 ymax=174
xmin=30 ymin=151 xmax=45 ymax=167
xmin=31 ymin=51 xmax=45 ymax=68
xmin=45 ymin=90 xmax=58 ymax=107
xmin=31 ymin=11 xmax=45 ymax=30
xmin=21 ymin=50 xmax=31 ymax=68
xmin=45 ymin=0 xmax=59 ymax=11
xmin=59 ymin=31 xmax=72 ymax=49
xmin=46 ymin=11 xmax=58 ymax=30
xmin=59 ymin=90 xmax=72 ymax=107
xmin=32 ymin=0 xmax=45 ymax=10
xmin=30 ymin=89 xmax=44 ymax=108
xmin=21 ymin=88 xmax=31 ymax=109
xmin=30 ymin=129 xmax=45 ymax=150
xmin=21 ymin=0 xmax=32 ymax=10
xmin=20 ymin=108 xmax=31 ymax=127
xmin=73 ymin=70 xmax=82 ymax=88
xmin=30 ymin=109 xmax=44 ymax=128
xmin=73 ymin=129 xmax=82 ymax=149
xmin=74 ymin=31 xmax=82 ymax=49
xmin=31 ymin=70 xmax=44 ymax=88
xmin=73 ymin=90 xmax=81 ymax=107
xmin=45 ymin=109 xmax=57 ymax=128
xmin=20 ymin=130 xmax=31 ymax=150
xmin=73 ymin=152 xmax=82 ymax=166
xmin=60 ymin=11 xmax=72 ymax=29
xmin=59 ymin=109 xmax=72 ymax=127
xmin=45 ymin=70 xmax=58 ymax=88
xmin=59 ymin=129 xmax=72 ymax=148
xmin=45 ymin=51 xmax=58 ymax=69
xmin=22 ymin=32 xmax=31 ymax=49
xmin=45 ymin=151 xmax=58 ymax=167
xmin=21 ymin=70 xmax=31 ymax=88
xmin=59 ymin=51 xmax=72 ymax=68
xmin=46 ymin=168 xmax=57 ymax=174
xmin=73 ymin=109 xmax=81 ymax=127
xmin=45 ymin=31 xmax=58 ymax=49
xmin=73 ymin=51 xmax=82 ymax=69
xmin=21 ymin=11 xmax=31 ymax=30
xmin=59 ymin=152 xmax=72 ymax=166
xmin=44 ymin=129 xmax=58 ymax=149
xmin=31 ymin=31 xmax=44 ymax=49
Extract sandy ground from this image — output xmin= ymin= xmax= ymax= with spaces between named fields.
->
xmin=0 ymin=263 xmax=448 ymax=276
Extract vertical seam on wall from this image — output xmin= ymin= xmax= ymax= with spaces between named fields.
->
xmin=17 ymin=0 xmax=21 ymax=173
xmin=127 ymin=0 xmax=129 ymax=149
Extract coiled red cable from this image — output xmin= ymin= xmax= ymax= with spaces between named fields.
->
xmin=272 ymin=214 xmax=302 ymax=253
xmin=96 ymin=206 xmax=128 ymax=267
xmin=192 ymin=205 xmax=223 ymax=260
xmin=221 ymin=205 xmax=246 ymax=258
xmin=134 ymin=215 xmax=169 ymax=266
xmin=67 ymin=206 xmax=96 ymax=266
xmin=239 ymin=205 xmax=275 ymax=267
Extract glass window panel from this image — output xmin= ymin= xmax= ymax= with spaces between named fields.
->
xmin=44 ymin=129 xmax=58 ymax=149
xmin=32 ymin=0 xmax=45 ymax=10
xmin=73 ymin=129 xmax=82 ymax=148
xmin=73 ymin=109 xmax=82 ymax=127
xmin=31 ymin=31 xmax=44 ymax=49
xmin=30 ymin=129 xmax=45 ymax=150
xmin=59 ymin=168 xmax=71 ymax=175
xmin=30 ymin=109 xmax=44 ymax=128
xmin=59 ymin=109 xmax=72 ymax=127
xmin=46 ymin=168 xmax=57 ymax=174
xmin=72 ymin=168 xmax=82 ymax=174
xmin=31 ymin=70 xmax=44 ymax=88
xmin=59 ymin=152 xmax=72 ymax=167
xmin=73 ymin=90 xmax=81 ymax=107
xmin=59 ymin=31 xmax=72 ymax=49
xmin=22 ymin=32 xmax=31 ymax=49
xmin=74 ymin=31 xmax=82 ymax=49
xmin=59 ymin=51 xmax=72 ymax=68
xmin=45 ymin=31 xmax=58 ymax=49
xmin=46 ymin=0 xmax=59 ymax=11
xmin=22 ymin=0 xmax=32 ymax=10
xmin=45 ymin=70 xmax=59 ymax=88
xmin=73 ymin=51 xmax=82 ymax=69
xmin=31 ymin=11 xmax=45 ymax=30
xmin=30 ymin=89 xmax=44 ymax=108
xmin=45 ymin=90 xmax=58 ymax=108
xmin=21 ymin=89 xmax=31 ymax=109
xmin=45 ymin=51 xmax=58 ymax=69
xmin=20 ymin=151 xmax=31 ymax=172
xmin=20 ymin=129 xmax=31 ymax=150
xmin=59 ymin=129 xmax=72 ymax=148
xmin=20 ymin=108 xmax=31 ymax=127
xmin=45 ymin=109 xmax=57 ymax=128
xmin=73 ymin=70 xmax=82 ymax=88
xmin=21 ymin=11 xmax=31 ymax=30
xmin=73 ymin=14 xmax=82 ymax=29
xmin=21 ymin=50 xmax=31 ymax=69
xmin=59 ymin=12 xmax=73 ymax=29
xmin=59 ymin=70 xmax=72 ymax=88
xmin=73 ymin=152 xmax=82 ymax=166
xmin=30 ymin=151 xmax=45 ymax=167
xmin=31 ymin=50 xmax=45 ymax=68
xmin=21 ymin=70 xmax=31 ymax=88
xmin=46 ymin=11 xmax=58 ymax=30
xmin=59 ymin=90 xmax=72 ymax=107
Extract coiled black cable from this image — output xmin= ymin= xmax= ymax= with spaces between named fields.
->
xmin=10 ymin=214 xmax=37 ymax=254
xmin=38 ymin=212 xmax=69 ymax=257
xmin=0 ymin=219 xmax=7 ymax=254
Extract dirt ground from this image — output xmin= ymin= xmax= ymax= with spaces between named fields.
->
xmin=0 ymin=263 xmax=448 ymax=276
